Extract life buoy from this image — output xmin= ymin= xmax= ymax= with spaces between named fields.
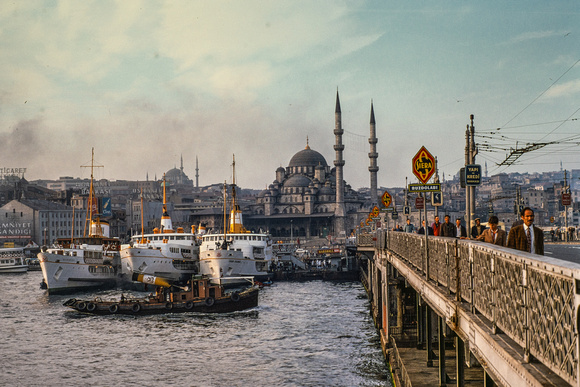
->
xmin=77 ymin=301 xmax=87 ymax=311
xmin=205 ymin=297 xmax=215 ymax=307
xmin=185 ymin=301 xmax=194 ymax=310
xmin=132 ymin=303 xmax=141 ymax=313
xmin=109 ymin=304 xmax=119 ymax=314
xmin=165 ymin=302 xmax=173 ymax=310
xmin=86 ymin=302 xmax=96 ymax=312
xmin=230 ymin=292 xmax=240 ymax=302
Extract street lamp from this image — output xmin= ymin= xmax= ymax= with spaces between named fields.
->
xmin=290 ymin=220 xmax=293 ymax=244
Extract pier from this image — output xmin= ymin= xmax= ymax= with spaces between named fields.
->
xmin=358 ymin=230 xmax=579 ymax=386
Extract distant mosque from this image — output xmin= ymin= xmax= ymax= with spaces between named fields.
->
xmin=245 ymin=91 xmax=379 ymax=238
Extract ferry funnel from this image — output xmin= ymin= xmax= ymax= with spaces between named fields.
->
xmin=132 ymin=273 xmax=172 ymax=288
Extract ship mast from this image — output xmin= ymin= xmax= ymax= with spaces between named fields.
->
xmin=81 ymin=148 xmax=103 ymax=237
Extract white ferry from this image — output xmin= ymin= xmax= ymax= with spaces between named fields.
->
xmin=0 ymin=247 xmax=29 ymax=273
xmin=199 ymin=158 xmax=273 ymax=286
xmin=120 ymin=176 xmax=199 ymax=283
xmin=38 ymin=149 xmax=121 ymax=294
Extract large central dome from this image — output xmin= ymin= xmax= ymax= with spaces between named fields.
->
xmin=288 ymin=146 xmax=328 ymax=168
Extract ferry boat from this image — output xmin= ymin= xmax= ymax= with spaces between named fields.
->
xmin=199 ymin=157 xmax=273 ymax=286
xmin=38 ymin=149 xmax=121 ymax=294
xmin=63 ymin=273 xmax=259 ymax=315
xmin=119 ymin=176 xmax=200 ymax=284
xmin=0 ymin=247 xmax=29 ymax=273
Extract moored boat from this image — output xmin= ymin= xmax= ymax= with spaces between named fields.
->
xmin=38 ymin=149 xmax=121 ymax=294
xmin=0 ymin=247 xmax=29 ymax=273
xmin=63 ymin=274 xmax=259 ymax=315
xmin=120 ymin=176 xmax=200 ymax=284
xmin=199 ymin=156 xmax=273 ymax=286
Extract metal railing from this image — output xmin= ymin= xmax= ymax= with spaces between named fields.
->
xmin=358 ymin=230 xmax=580 ymax=386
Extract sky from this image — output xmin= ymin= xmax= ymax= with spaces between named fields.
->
xmin=1 ymin=1 xmax=579 ymax=190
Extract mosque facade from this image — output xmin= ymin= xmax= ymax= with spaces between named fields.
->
xmin=244 ymin=92 xmax=377 ymax=239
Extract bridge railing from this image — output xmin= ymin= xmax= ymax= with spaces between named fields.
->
xmin=359 ymin=230 xmax=580 ymax=386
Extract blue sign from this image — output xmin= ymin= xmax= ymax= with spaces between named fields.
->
xmin=432 ymin=192 xmax=443 ymax=206
xmin=101 ymin=197 xmax=112 ymax=217
xmin=465 ymin=164 xmax=482 ymax=186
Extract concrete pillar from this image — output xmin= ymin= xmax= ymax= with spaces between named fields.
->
xmin=397 ymin=284 xmax=404 ymax=329
xmin=426 ymin=304 xmax=434 ymax=367
xmin=456 ymin=335 xmax=465 ymax=387
xmin=416 ymin=295 xmax=424 ymax=349
xmin=438 ymin=316 xmax=446 ymax=386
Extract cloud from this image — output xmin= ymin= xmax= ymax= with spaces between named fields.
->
xmin=544 ymin=79 xmax=580 ymax=99
xmin=505 ymin=30 xmax=566 ymax=45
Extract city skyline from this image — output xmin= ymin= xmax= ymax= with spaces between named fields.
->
xmin=1 ymin=2 xmax=579 ymax=189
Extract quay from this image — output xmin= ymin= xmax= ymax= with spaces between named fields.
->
xmin=358 ymin=230 xmax=579 ymax=387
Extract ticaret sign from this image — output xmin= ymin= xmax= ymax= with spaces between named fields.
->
xmin=412 ymin=146 xmax=436 ymax=184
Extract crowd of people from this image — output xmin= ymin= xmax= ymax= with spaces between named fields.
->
xmin=391 ymin=207 xmax=545 ymax=255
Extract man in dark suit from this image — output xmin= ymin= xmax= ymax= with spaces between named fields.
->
xmin=440 ymin=215 xmax=456 ymax=237
xmin=470 ymin=218 xmax=486 ymax=238
xmin=507 ymin=207 xmax=544 ymax=255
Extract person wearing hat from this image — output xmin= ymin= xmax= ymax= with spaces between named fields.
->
xmin=475 ymin=216 xmax=506 ymax=246
xmin=471 ymin=217 xmax=486 ymax=238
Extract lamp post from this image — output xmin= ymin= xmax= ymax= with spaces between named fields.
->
xmin=290 ymin=220 xmax=293 ymax=244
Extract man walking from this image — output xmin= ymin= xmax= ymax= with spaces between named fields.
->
xmin=471 ymin=218 xmax=486 ymax=238
xmin=432 ymin=216 xmax=441 ymax=236
xmin=475 ymin=216 xmax=506 ymax=246
xmin=507 ymin=207 xmax=544 ymax=255
xmin=404 ymin=218 xmax=415 ymax=233
xmin=440 ymin=215 xmax=456 ymax=237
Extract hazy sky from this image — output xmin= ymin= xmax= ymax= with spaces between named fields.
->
xmin=1 ymin=1 xmax=579 ymax=189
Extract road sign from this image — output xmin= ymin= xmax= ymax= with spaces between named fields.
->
xmin=392 ymin=211 xmax=399 ymax=220
xmin=415 ymin=197 xmax=424 ymax=210
xmin=562 ymin=192 xmax=572 ymax=206
xmin=412 ymin=146 xmax=436 ymax=184
xmin=409 ymin=183 xmax=441 ymax=193
xmin=371 ymin=206 xmax=380 ymax=217
xmin=404 ymin=206 xmax=410 ymax=215
xmin=381 ymin=191 xmax=392 ymax=207
xmin=465 ymin=164 xmax=482 ymax=186
xmin=432 ymin=191 xmax=443 ymax=206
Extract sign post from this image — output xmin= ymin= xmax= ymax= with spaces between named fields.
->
xmin=412 ymin=146 xmax=436 ymax=280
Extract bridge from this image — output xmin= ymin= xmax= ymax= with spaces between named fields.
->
xmin=358 ymin=230 xmax=579 ymax=386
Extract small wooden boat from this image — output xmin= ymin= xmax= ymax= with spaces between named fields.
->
xmin=63 ymin=274 xmax=259 ymax=315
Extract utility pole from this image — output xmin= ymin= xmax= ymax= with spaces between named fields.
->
xmin=464 ymin=115 xmax=477 ymax=230
xmin=469 ymin=115 xmax=477 ymax=229
xmin=564 ymin=170 xmax=569 ymax=242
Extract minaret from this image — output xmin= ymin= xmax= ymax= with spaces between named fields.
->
xmin=334 ymin=91 xmax=346 ymax=233
xmin=368 ymin=101 xmax=379 ymax=206
xmin=180 ymin=154 xmax=184 ymax=184
xmin=195 ymin=156 xmax=199 ymax=188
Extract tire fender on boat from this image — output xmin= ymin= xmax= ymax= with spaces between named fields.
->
xmin=132 ymin=303 xmax=141 ymax=313
xmin=205 ymin=297 xmax=215 ymax=307
xmin=109 ymin=304 xmax=119 ymax=314
xmin=230 ymin=292 xmax=240 ymax=302
xmin=165 ymin=302 xmax=173 ymax=310
xmin=77 ymin=301 xmax=87 ymax=311
xmin=86 ymin=302 xmax=96 ymax=312
xmin=185 ymin=301 xmax=194 ymax=310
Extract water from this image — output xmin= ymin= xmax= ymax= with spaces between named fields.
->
xmin=1 ymin=271 xmax=392 ymax=386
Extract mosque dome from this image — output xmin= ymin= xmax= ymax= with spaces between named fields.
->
xmin=288 ymin=146 xmax=328 ymax=168
xmin=284 ymin=175 xmax=312 ymax=188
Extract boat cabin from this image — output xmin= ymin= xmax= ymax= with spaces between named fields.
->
xmin=157 ymin=277 xmax=224 ymax=303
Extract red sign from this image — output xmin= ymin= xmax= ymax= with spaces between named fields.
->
xmin=562 ymin=192 xmax=572 ymax=206
xmin=415 ymin=197 xmax=425 ymax=210
xmin=412 ymin=146 xmax=436 ymax=184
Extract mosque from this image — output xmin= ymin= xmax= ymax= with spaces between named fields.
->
xmin=244 ymin=92 xmax=379 ymax=239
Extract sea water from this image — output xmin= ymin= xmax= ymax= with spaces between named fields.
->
xmin=1 ymin=271 xmax=392 ymax=386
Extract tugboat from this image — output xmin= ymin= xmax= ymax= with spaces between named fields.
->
xmin=63 ymin=273 xmax=259 ymax=315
